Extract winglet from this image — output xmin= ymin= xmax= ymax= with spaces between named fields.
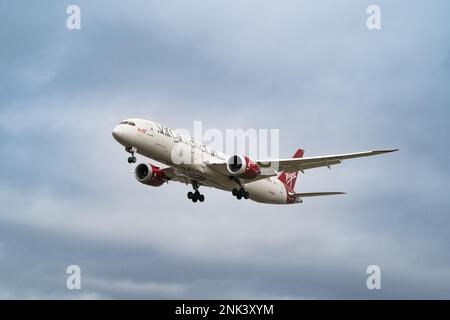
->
xmin=373 ymin=149 xmax=399 ymax=154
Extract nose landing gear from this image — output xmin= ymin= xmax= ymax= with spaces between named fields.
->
xmin=126 ymin=146 xmax=137 ymax=163
xmin=187 ymin=181 xmax=205 ymax=203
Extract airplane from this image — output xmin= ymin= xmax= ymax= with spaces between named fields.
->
xmin=112 ymin=118 xmax=398 ymax=204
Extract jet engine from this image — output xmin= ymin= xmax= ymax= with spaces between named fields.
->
xmin=134 ymin=163 xmax=166 ymax=187
xmin=226 ymin=155 xmax=261 ymax=180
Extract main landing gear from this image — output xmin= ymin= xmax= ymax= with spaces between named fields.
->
xmin=229 ymin=176 xmax=250 ymax=200
xmin=126 ymin=146 xmax=137 ymax=163
xmin=187 ymin=181 xmax=205 ymax=203
xmin=232 ymin=188 xmax=249 ymax=200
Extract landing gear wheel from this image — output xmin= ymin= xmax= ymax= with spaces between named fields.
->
xmin=189 ymin=181 xmax=205 ymax=203
xmin=127 ymin=156 xmax=137 ymax=163
xmin=230 ymin=177 xmax=249 ymax=200
xmin=232 ymin=186 xmax=249 ymax=200
xmin=192 ymin=191 xmax=201 ymax=202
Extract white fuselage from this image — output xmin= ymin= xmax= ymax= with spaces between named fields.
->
xmin=113 ymin=118 xmax=292 ymax=204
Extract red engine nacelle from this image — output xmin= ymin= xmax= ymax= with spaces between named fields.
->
xmin=226 ymin=155 xmax=261 ymax=179
xmin=134 ymin=163 xmax=166 ymax=187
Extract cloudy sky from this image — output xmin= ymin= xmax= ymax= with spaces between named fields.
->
xmin=0 ymin=0 xmax=449 ymax=299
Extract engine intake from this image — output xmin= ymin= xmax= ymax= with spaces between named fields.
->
xmin=226 ymin=155 xmax=260 ymax=180
xmin=134 ymin=163 xmax=166 ymax=187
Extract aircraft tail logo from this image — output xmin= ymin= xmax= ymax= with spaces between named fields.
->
xmin=278 ymin=148 xmax=304 ymax=190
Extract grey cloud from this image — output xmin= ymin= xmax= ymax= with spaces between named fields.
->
xmin=0 ymin=0 xmax=450 ymax=299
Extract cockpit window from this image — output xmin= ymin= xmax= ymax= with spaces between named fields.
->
xmin=119 ymin=121 xmax=136 ymax=126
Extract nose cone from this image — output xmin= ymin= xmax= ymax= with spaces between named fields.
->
xmin=112 ymin=125 xmax=123 ymax=142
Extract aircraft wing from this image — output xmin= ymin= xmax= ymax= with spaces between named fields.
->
xmin=257 ymin=149 xmax=398 ymax=173
xmin=161 ymin=166 xmax=220 ymax=188
xmin=161 ymin=167 xmax=215 ymax=187
xmin=161 ymin=167 xmax=191 ymax=184
xmin=206 ymin=160 xmax=278 ymax=182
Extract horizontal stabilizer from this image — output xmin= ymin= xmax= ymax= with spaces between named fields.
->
xmin=294 ymin=192 xmax=346 ymax=197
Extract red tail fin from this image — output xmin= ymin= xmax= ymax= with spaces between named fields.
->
xmin=278 ymin=148 xmax=304 ymax=190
